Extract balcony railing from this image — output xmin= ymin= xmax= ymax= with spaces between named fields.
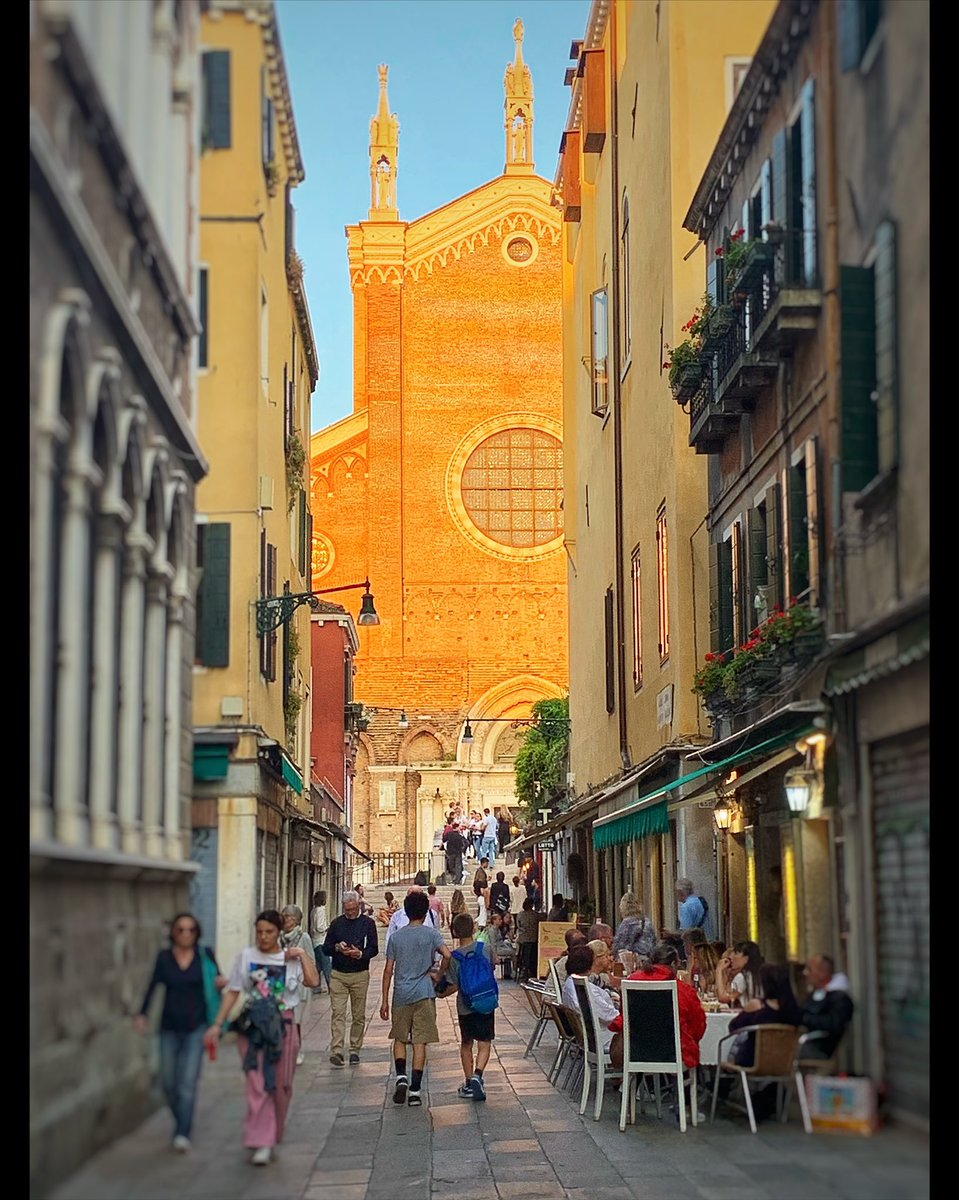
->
xmin=351 ymin=851 xmax=434 ymax=889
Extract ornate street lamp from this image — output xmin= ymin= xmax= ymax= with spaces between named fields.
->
xmin=713 ymin=796 xmax=732 ymax=833
xmin=256 ymin=578 xmax=379 ymax=636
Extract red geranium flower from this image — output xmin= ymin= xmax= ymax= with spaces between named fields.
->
xmin=715 ymin=247 xmax=724 ymax=257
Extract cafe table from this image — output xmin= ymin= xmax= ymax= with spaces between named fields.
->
xmin=699 ymin=1007 xmax=736 ymax=1066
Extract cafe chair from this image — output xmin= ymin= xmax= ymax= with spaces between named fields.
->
xmin=521 ymin=982 xmax=551 ymax=1058
xmin=793 ymin=1029 xmax=837 ymax=1134
xmin=572 ymin=976 xmax=624 ymax=1121
xmin=541 ymin=999 xmax=581 ymax=1086
xmin=560 ymin=1004 xmax=587 ymax=1095
xmin=618 ymin=979 xmax=698 ymax=1133
xmin=547 ymin=957 xmax=564 ymax=1001
xmin=709 ymin=1023 xmax=802 ymax=1133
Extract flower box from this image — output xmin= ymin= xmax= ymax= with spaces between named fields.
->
xmin=700 ymin=305 xmax=736 ymax=352
xmin=728 ymin=240 xmax=776 ymax=292
xmin=670 ymin=361 xmax=702 ymax=402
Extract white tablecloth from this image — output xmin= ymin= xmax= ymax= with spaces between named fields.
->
xmin=699 ymin=1011 xmax=736 ymax=1065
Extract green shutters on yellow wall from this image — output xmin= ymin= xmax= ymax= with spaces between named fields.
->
xmin=197 ymin=523 xmax=230 ymax=667
xmin=202 ymin=51 xmax=231 ymax=150
xmin=708 ymin=539 xmax=733 ymax=656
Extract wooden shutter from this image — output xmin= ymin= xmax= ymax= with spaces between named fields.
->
xmin=202 ymin=51 xmax=231 ymax=150
xmin=267 ymin=543 xmax=278 ymax=681
xmin=198 ymin=268 xmax=208 ymax=369
xmin=764 ymin=482 xmax=784 ymax=612
xmin=788 ymin=460 xmax=810 ymax=601
xmin=800 ymin=79 xmax=818 ymax=286
xmin=708 ymin=539 xmax=733 ymax=656
xmin=604 ymin=587 xmax=615 ymax=713
xmin=198 ymin=523 xmax=230 ymax=667
xmin=780 ymin=466 xmax=793 ymax=603
xmin=874 ymin=220 xmax=899 ymax=474
xmin=839 ymin=0 xmax=863 ymax=71
xmin=771 ymin=128 xmax=796 ymax=283
xmin=840 ymin=265 xmax=879 ymax=491
xmin=746 ymin=506 xmax=768 ymax=627
xmin=805 ymin=437 xmax=822 ymax=607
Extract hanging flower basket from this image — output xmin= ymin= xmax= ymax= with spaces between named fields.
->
xmin=670 ymin=361 xmax=702 ymax=402
xmin=700 ymin=304 xmax=736 ymax=353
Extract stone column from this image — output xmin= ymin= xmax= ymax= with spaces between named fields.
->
xmin=117 ymin=533 xmax=150 ymax=854
xmin=53 ymin=466 xmax=95 ymax=846
xmin=30 ymin=431 xmax=56 ymax=843
xmin=163 ymin=592 xmax=186 ymax=861
xmin=141 ymin=566 xmax=171 ymax=858
xmin=88 ymin=508 xmax=125 ymax=850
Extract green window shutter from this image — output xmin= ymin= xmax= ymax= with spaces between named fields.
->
xmin=198 ymin=522 xmax=230 ymax=667
xmin=805 ymin=437 xmax=822 ymax=607
xmin=746 ymin=506 xmax=768 ymax=624
xmin=840 ymin=265 xmax=879 ymax=491
xmin=707 ymin=255 xmax=724 ymax=307
xmin=267 ymin=544 xmax=278 ymax=682
xmin=198 ymin=268 xmax=208 ymax=369
xmin=202 ymin=51 xmax=231 ymax=150
xmin=874 ymin=220 xmax=898 ymax=474
xmin=708 ymin=539 xmax=733 ymax=656
xmin=788 ymin=460 xmax=810 ymax=601
xmin=764 ymin=482 xmax=783 ymax=612
xmin=800 ymin=80 xmax=818 ymax=286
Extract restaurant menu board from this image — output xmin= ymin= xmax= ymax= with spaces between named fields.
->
xmin=536 ymin=920 xmax=579 ymax=979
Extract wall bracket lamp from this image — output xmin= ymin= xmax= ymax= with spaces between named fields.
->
xmin=256 ymin=579 xmax=379 ymax=636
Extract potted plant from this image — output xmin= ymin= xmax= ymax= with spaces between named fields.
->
xmin=717 ymin=227 xmax=775 ymax=292
xmin=692 ymin=651 xmax=729 ymax=708
xmin=664 ymin=295 xmax=712 ymax=402
xmin=700 ymin=302 xmax=736 ymax=352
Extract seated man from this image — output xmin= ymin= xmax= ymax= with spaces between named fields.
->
xmin=553 ymin=929 xmax=588 ymax=987
xmin=488 ymin=912 xmax=516 ymax=979
xmin=800 ymin=954 xmax=854 ymax=1059
xmin=562 ymin=944 xmax=620 ymax=1058
xmin=587 ymin=921 xmax=614 ymax=951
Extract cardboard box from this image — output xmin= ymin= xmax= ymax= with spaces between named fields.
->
xmin=805 ymin=1075 xmax=879 ymax=1135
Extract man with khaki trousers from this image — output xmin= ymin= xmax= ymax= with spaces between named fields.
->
xmin=322 ymin=890 xmax=379 ymax=1066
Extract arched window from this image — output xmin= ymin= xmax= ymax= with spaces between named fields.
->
xmin=460 ymin=428 xmax=563 ymax=549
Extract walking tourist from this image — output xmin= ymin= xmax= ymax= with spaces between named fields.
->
xmin=386 ymin=885 xmax=440 ymax=944
xmin=508 ymin=874 xmax=527 ymax=930
xmin=204 ymin=909 xmax=318 ymax=1165
xmin=427 ymin=884 xmax=447 ymax=928
xmin=280 ymin=904 xmax=316 ymax=1066
xmin=449 ymin=888 xmax=468 ymax=924
xmin=380 ymin=890 xmax=451 ymax=1108
xmin=489 ymin=871 xmax=510 ymax=919
xmin=480 ymin=807 xmax=499 ymax=865
xmin=309 ymin=891 xmax=333 ymax=994
xmin=437 ymin=911 xmax=498 ymax=1101
xmin=515 ymin=897 xmax=541 ymax=982
xmin=497 ymin=809 xmax=512 ymax=858
xmin=443 ymin=822 xmax=467 ymax=885
xmin=473 ymin=880 xmax=489 ymax=931
xmin=322 ymin=890 xmax=379 ymax=1066
xmin=136 ymin=913 xmax=226 ymax=1153
xmin=524 ymin=855 xmax=542 ymax=909
xmin=473 ymin=857 xmax=490 ymax=890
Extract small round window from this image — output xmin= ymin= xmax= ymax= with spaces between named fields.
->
xmin=502 ymin=233 xmax=539 ymax=267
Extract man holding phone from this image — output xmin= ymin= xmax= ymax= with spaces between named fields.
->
xmin=322 ymin=890 xmax=379 ymax=1067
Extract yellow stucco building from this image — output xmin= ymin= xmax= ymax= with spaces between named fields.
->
xmin=191 ymin=0 xmax=319 ymax=968
xmin=547 ymin=0 xmax=776 ymax=930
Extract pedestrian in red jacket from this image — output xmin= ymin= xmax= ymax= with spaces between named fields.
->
xmin=608 ymin=943 xmax=706 ymax=1070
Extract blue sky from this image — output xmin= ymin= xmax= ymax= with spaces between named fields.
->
xmin=275 ymin=0 xmax=592 ymax=431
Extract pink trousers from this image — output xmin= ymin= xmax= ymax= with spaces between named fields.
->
xmin=236 ymin=1016 xmax=299 ymax=1148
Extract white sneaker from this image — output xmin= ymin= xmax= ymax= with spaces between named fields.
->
xmin=172 ymin=1135 xmax=191 ymax=1153
xmin=250 ymin=1146 xmax=272 ymax=1166
xmin=296 ymin=1050 xmax=305 ymax=1066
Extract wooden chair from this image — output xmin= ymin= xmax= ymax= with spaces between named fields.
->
xmin=560 ymin=1003 xmax=587 ymax=1096
xmin=618 ymin=979 xmax=698 ymax=1133
xmin=540 ymin=999 xmax=579 ymax=1085
xmin=521 ymin=982 xmax=551 ymax=1058
xmin=710 ymin=1023 xmax=803 ymax=1133
xmin=572 ymin=976 xmax=624 ymax=1121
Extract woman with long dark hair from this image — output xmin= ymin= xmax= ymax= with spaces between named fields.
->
xmin=716 ymin=940 xmax=764 ymax=1007
xmin=727 ymin=963 xmax=802 ymax=1067
xmin=205 ymin=909 xmax=318 ymax=1166
xmin=135 ymin=913 xmax=226 ymax=1152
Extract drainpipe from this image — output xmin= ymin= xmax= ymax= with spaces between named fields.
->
xmin=821 ymin=0 xmax=845 ymax=631
xmin=608 ymin=2 xmax=631 ymax=772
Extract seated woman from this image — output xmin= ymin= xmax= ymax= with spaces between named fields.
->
xmin=488 ymin=912 xmax=516 ymax=979
xmin=715 ymin=940 xmax=764 ymax=1008
xmin=376 ymin=891 xmax=400 ymax=927
xmin=683 ymin=928 xmax=721 ymax=993
xmin=727 ymin=962 xmax=802 ymax=1067
xmin=586 ymin=939 xmax=621 ymax=1002
xmin=546 ymin=893 xmax=571 ymax=922
xmin=608 ymin=942 xmax=706 ymax=1073
xmin=562 ymin=944 xmax=621 ymax=1058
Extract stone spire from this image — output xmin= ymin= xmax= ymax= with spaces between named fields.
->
xmin=504 ymin=18 xmax=534 ymax=174
xmin=369 ymin=64 xmax=400 ymax=219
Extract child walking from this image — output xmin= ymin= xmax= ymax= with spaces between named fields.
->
xmin=380 ymin=890 xmax=451 ymax=1107
xmin=437 ymin=912 xmax=497 ymax=1102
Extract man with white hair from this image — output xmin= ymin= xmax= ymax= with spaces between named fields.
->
xmin=322 ymin=890 xmax=379 ymax=1067
xmin=386 ymin=885 xmax=439 ymax=945
xmin=676 ymin=878 xmax=708 ymax=932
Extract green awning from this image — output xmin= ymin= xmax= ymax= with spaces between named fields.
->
xmin=193 ymin=744 xmax=230 ymax=781
xmin=593 ymin=799 xmax=669 ymax=850
xmin=592 ymin=726 xmax=814 ymax=850
xmin=281 ymin=754 xmax=303 ymax=795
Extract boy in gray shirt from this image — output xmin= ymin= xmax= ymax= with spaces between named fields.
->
xmin=436 ymin=912 xmax=496 ymax=1101
xmin=380 ymin=890 xmax=450 ymax=1107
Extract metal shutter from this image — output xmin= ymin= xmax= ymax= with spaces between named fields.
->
xmin=871 ymin=727 xmax=929 ymax=1122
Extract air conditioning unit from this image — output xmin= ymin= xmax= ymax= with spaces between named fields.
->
xmin=259 ymin=475 xmax=274 ymax=510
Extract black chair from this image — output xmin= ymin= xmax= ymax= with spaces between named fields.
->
xmin=572 ymin=976 xmax=624 ymax=1120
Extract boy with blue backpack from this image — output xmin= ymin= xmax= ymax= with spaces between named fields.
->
xmin=435 ymin=911 xmax=498 ymax=1101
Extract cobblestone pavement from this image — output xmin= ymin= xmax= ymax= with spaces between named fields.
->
xmin=51 ymin=959 xmax=929 ymax=1200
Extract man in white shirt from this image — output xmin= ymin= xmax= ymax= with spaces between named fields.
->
xmin=562 ymin=944 xmax=620 ymax=1053
xmin=480 ymin=808 xmax=499 ymax=866
xmin=386 ymin=885 xmax=439 ymax=946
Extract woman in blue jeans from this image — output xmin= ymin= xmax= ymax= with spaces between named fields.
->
xmin=135 ymin=913 xmax=226 ymax=1152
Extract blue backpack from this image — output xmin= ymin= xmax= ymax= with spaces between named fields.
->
xmin=452 ymin=945 xmax=499 ymax=1015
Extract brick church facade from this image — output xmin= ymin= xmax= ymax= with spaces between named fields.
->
xmin=310 ymin=23 xmax=568 ymax=862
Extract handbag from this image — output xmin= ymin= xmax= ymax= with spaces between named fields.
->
xmin=199 ymin=944 xmax=222 ymax=1026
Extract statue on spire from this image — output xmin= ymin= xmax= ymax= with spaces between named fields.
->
xmin=504 ymin=19 xmax=534 ymax=173
xmin=369 ymin=64 xmax=400 ymax=219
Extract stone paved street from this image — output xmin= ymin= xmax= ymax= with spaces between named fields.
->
xmin=51 ymin=959 xmax=929 ymax=1200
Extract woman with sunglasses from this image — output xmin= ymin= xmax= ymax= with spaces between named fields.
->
xmin=135 ymin=913 xmax=226 ymax=1152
